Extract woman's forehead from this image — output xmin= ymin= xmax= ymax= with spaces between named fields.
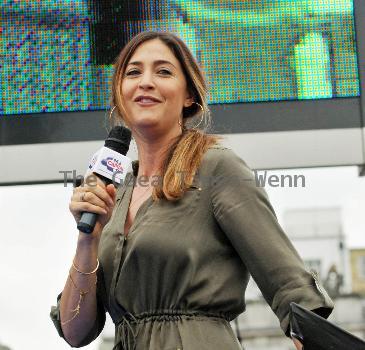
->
xmin=127 ymin=39 xmax=179 ymax=67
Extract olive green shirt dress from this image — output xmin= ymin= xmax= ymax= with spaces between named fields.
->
xmin=50 ymin=145 xmax=334 ymax=349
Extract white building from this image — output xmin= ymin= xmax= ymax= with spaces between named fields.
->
xmin=283 ymin=207 xmax=351 ymax=294
xmin=246 ymin=207 xmax=352 ymax=300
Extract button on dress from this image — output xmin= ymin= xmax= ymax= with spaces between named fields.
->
xmin=50 ymin=146 xmax=334 ymax=349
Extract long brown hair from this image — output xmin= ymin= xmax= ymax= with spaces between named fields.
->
xmin=110 ymin=31 xmax=222 ymax=201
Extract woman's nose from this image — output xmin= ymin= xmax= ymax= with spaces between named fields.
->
xmin=138 ymin=72 xmax=155 ymax=89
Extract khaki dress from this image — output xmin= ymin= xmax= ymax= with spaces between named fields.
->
xmin=50 ymin=146 xmax=334 ymax=349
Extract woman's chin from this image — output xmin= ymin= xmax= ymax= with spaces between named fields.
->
xmin=132 ymin=118 xmax=163 ymax=132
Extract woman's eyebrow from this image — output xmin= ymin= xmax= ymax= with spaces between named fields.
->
xmin=127 ymin=60 xmax=176 ymax=68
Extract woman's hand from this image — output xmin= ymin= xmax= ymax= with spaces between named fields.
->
xmin=69 ymin=174 xmax=117 ymax=238
xmin=292 ymin=337 xmax=303 ymax=350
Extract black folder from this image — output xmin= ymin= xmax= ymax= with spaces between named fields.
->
xmin=289 ymin=302 xmax=365 ymax=350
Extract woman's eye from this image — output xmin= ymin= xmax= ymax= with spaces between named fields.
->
xmin=158 ymin=69 xmax=171 ymax=75
xmin=125 ymin=69 xmax=171 ymax=76
xmin=125 ymin=70 xmax=139 ymax=76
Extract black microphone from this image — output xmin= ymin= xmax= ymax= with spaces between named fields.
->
xmin=77 ymin=126 xmax=132 ymax=234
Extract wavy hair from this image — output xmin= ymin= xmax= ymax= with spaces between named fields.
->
xmin=110 ymin=31 xmax=222 ymax=201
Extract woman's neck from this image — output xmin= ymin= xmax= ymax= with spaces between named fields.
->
xmin=134 ymin=128 xmax=183 ymax=178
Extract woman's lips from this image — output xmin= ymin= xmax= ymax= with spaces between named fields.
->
xmin=135 ymin=100 xmax=161 ymax=107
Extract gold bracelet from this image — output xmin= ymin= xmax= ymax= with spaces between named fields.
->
xmin=61 ymin=271 xmax=97 ymax=325
xmin=72 ymin=258 xmax=99 ymax=275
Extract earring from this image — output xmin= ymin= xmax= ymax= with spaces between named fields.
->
xmin=109 ymin=106 xmax=116 ymax=122
xmin=109 ymin=106 xmax=130 ymax=129
xmin=190 ymin=101 xmax=205 ymax=129
xmin=180 ymin=101 xmax=205 ymax=130
xmin=192 ymin=101 xmax=204 ymax=115
xmin=178 ymin=118 xmax=187 ymax=131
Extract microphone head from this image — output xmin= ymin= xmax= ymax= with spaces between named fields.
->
xmin=104 ymin=126 xmax=132 ymax=156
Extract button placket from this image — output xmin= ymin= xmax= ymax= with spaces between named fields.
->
xmin=126 ymin=195 xmax=153 ymax=237
xmin=109 ymin=232 xmax=128 ymax=322
xmin=108 ymin=177 xmax=133 ymax=322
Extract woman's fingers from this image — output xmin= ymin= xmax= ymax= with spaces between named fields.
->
xmin=70 ymin=179 xmax=116 ymax=225
xmin=106 ymin=183 xmax=117 ymax=202
xmin=69 ymin=176 xmax=118 ymax=236
xmin=72 ymin=181 xmax=114 ymax=208
xmin=79 ymin=191 xmax=110 ymax=211
xmin=70 ymin=201 xmax=107 ymax=217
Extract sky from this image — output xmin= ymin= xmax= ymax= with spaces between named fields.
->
xmin=0 ymin=165 xmax=364 ymax=350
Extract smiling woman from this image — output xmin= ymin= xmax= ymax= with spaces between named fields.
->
xmin=50 ymin=31 xmax=333 ymax=350
xmin=110 ymin=31 xmax=222 ymax=202
xmin=121 ymin=40 xmax=192 ymax=132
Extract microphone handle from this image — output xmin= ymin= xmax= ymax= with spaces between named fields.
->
xmin=77 ymin=175 xmax=113 ymax=234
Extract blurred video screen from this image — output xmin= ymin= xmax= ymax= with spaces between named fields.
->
xmin=0 ymin=0 xmax=360 ymax=115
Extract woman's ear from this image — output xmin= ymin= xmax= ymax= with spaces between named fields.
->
xmin=183 ymin=97 xmax=194 ymax=108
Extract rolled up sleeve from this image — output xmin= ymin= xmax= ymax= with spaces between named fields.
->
xmin=210 ymin=148 xmax=334 ymax=336
xmin=49 ymin=268 xmax=106 ymax=347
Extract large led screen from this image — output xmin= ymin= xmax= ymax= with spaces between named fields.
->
xmin=0 ymin=0 xmax=360 ymax=116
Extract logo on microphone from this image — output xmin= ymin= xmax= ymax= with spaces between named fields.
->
xmin=101 ymin=157 xmax=124 ymax=173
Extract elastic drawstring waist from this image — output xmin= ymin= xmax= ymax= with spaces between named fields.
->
xmin=113 ymin=309 xmax=232 ymax=350
xmin=113 ymin=312 xmax=139 ymax=350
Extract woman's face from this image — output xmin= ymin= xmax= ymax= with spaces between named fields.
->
xmin=121 ymin=38 xmax=193 ymax=135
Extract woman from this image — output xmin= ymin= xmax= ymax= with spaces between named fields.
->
xmin=50 ymin=31 xmax=333 ymax=350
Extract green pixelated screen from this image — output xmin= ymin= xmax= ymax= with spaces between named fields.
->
xmin=0 ymin=0 xmax=360 ymax=115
